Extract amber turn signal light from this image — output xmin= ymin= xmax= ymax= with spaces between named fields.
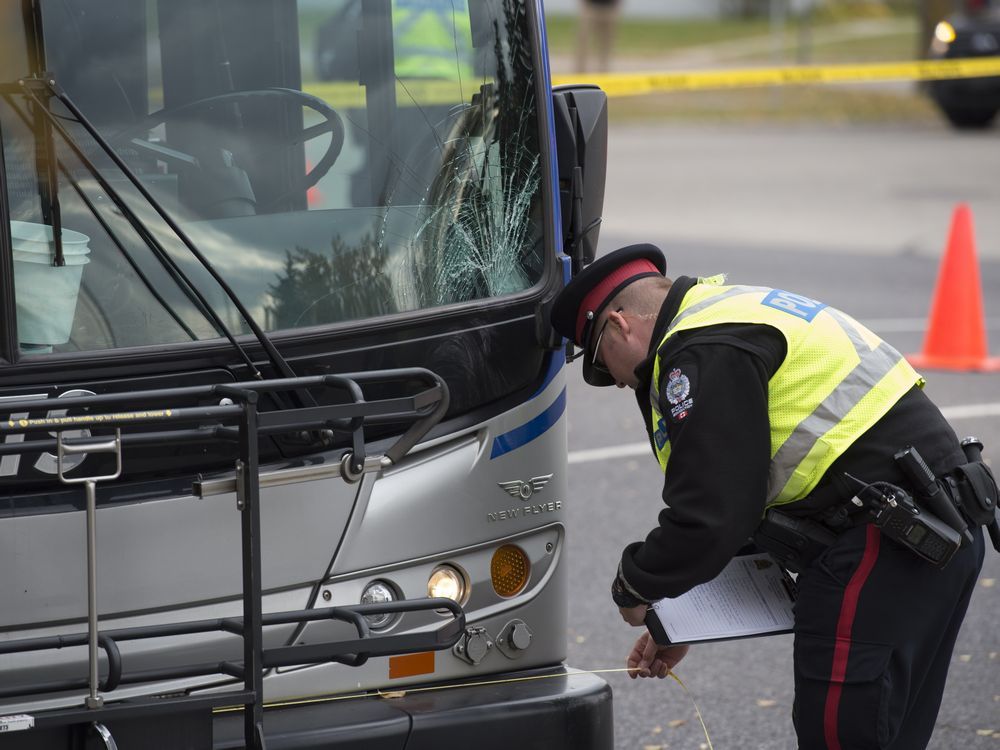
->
xmin=490 ymin=544 xmax=530 ymax=597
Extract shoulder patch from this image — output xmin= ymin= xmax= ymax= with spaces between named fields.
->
xmin=663 ymin=366 xmax=695 ymax=422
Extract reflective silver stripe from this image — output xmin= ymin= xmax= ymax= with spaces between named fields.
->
xmin=652 ymin=285 xmax=768 ymax=413
xmin=651 ymin=285 xmax=766 ymax=422
xmin=651 ymin=285 xmax=911 ymax=501
xmin=768 ymin=308 xmax=907 ymax=502
xmin=666 ymin=285 xmax=770 ymax=335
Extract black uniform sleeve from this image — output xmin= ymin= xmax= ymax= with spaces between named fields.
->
xmin=619 ymin=340 xmax=773 ymax=601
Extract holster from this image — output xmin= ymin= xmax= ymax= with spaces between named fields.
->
xmin=945 ymin=461 xmax=998 ymax=527
xmin=944 ymin=460 xmax=1000 ymax=552
xmin=753 ymin=509 xmax=838 ymax=574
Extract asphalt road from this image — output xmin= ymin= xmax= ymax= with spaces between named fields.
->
xmin=563 ymin=122 xmax=1000 ymax=749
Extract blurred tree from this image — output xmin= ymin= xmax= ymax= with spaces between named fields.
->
xmin=266 ymin=235 xmax=396 ymax=329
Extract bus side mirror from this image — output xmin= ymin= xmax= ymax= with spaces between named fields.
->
xmin=552 ymin=85 xmax=608 ymax=275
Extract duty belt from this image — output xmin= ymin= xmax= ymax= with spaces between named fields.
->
xmin=754 ymin=438 xmax=999 ymax=572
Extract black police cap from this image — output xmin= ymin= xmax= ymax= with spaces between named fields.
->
xmin=550 ymin=243 xmax=667 ymax=386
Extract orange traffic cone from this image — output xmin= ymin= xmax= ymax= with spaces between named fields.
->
xmin=907 ymin=204 xmax=1000 ymax=372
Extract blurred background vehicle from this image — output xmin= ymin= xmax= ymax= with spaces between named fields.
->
xmin=927 ymin=1 xmax=1000 ymax=128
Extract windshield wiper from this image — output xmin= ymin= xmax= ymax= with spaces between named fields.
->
xmin=16 ymin=76 xmax=310 ymax=397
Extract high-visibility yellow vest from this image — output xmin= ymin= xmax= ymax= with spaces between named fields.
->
xmin=650 ymin=279 xmax=923 ymax=508
xmin=393 ymin=0 xmax=474 ymax=80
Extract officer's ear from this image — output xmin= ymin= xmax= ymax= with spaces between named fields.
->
xmin=608 ymin=309 xmax=630 ymax=339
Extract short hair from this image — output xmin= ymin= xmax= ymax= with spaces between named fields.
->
xmin=605 ymin=275 xmax=672 ymax=321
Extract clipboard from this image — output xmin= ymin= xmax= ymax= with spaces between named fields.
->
xmin=644 ymin=553 xmax=797 ymax=646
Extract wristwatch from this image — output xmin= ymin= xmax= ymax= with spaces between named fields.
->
xmin=611 ymin=574 xmax=645 ymax=608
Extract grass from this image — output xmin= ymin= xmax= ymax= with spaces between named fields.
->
xmin=545 ymin=13 xmax=922 ymax=65
xmin=798 ymin=30 xmax=922 ymax=64
xmin=545 ymin=12 xmax=935 ymax=125
xmin=725 ymin=25 xmax=923 ymax=65
xmin=544 ymin=15 xmax=777 ymax=57
xmin=606 ymin=85 xmax=941 ymax=125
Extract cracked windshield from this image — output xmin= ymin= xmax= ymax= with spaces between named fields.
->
xmin=3 ymin=0 xmax=542 ymax=355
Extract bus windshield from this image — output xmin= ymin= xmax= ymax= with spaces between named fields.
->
xmin=2 ymin=0 xmax=544 ymax=355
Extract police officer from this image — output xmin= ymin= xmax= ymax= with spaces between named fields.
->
xmin=393 ymin=0 xmax=474 ymax=80
xmin=550 ymin=243 xmax=990 ymax=749
xmin=575 ymin=0 xmax=622 ymax=73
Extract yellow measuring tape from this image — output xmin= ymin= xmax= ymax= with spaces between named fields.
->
xmin=214 ymin=667 xmax=714 ymax=748
xmin=552 ymin=57 xmax=1000 ymax=97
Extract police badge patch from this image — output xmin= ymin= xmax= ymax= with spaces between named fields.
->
xmin=664 ymin=367 xmax=694 ymax=422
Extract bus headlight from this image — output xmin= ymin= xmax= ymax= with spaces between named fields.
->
xmin=360 ymin=580 xmax=397 ymax=629
xmin=427 ymin=565 xmax=467 ymax=605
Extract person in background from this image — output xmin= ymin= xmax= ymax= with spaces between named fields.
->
xmin=575 ymin=0 xmax=622 ymax=73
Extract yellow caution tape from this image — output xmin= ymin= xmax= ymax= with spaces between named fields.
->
xmin=214 ymin=667 xmax=714 ymax=747
xmin=298 ymin=58 xmax=1000 ymax=108
xmin=552 ymin=57 xmax=1000 ymax=97
xmin=302 ymin=78 xmax=482 ymax=109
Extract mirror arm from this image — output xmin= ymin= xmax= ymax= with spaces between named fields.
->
xmin=571 ymin=165 xmax=585 ymax=275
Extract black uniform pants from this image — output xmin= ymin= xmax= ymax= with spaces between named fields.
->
xmin=791 ymin=523 xmax=985 ymax=750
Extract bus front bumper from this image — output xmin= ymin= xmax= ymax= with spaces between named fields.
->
xmin=215 ymin=666 xmax=613 ymax=750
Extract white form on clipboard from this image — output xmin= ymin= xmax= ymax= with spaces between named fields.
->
xmin=644 ymin=553 xmax=796 ymax=645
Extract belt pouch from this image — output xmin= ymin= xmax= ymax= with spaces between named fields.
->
xmin=947 ymin=461 xmax=998 ymax=528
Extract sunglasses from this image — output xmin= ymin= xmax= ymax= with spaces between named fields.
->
xmin=590 ymin=307 xmax=622 ymax=376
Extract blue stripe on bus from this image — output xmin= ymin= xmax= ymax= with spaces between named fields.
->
xmin=490 ymin=388 xmax=567 ymax=459
xmin=531 ymin=348 xmax=565 ymax=398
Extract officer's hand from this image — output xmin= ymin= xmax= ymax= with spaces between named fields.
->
xmin=618 ymin=603 xmax=648 ymax=626
xmin=626 ymin=631 xmax=690 ymax=679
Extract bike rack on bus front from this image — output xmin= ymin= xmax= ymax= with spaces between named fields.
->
xmin=0 ymin=370 xmax=461 ymax=750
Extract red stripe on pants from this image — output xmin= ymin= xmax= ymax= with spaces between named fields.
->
xmin=823 ymin=525 xmax=881 ymax=750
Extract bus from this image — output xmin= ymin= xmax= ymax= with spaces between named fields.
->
xmin=0 ymin=0 xmax=611 ymax=747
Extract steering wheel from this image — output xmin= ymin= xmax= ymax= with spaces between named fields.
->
xmin=110 ymin=88 xmax=345 ymax=213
